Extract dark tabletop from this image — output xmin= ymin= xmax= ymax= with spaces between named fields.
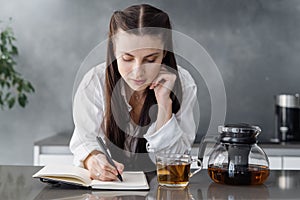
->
xmin=1 ymin=165 xmax=300 ymax=200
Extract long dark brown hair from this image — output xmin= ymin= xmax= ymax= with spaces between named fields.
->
xmin=104 ymin=4 xmax=182 ymax=153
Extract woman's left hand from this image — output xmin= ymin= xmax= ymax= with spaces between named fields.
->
xmin=149 ymin=66 xmax=177 ymax=105
xmin=149 ymin=66 xmax=176 ymax=130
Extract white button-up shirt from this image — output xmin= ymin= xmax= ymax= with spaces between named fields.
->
xmin=69 ymin=62 xmax=197 ymax=167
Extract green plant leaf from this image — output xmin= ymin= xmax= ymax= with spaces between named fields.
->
xmin=0 ymin=79 xmax=4 ymax=87
xmin=4 ymin=92 xmax=10 ymax=101
xmin=5 ymin=81 xmax=10 ymax=88
xmin=18 ymin=93 xmax=27 ymax=107
xmin=0 ymin=19 xmax=35 ymax=109
xmin=11 ymin=46 xmax=18 ymax=55
xmin=16 ymin=80 xmax=23 ymax=92
xmin=8 ymin=97 xmax=15 ymax=109
xmin=23 ymin=81 xmax=34 ymax=93
xmin=28 ymin=82 xmax=35 ymax=92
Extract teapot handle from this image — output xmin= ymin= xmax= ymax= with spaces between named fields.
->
xmin=197 ymin=135 xmax=219 ymax=164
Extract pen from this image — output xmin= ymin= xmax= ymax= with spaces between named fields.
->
xmin=96 ymin=136 xmax=123 ymax=182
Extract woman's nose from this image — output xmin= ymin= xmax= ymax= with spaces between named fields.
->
xmin=132 ymin=62 xmax=145 ymax=76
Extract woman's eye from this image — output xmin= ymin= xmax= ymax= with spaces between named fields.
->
xmin=146 ymin=58 xmax=157 ymax=63
xmin=122 ymin=56 xmax=133 ymax=62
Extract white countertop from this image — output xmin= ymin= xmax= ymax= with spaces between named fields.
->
xmin=34 ymin=133 xmax=300 ymax=156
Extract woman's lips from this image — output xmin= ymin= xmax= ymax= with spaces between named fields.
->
xmin=132 ymin=79 xmax=146 ymax=85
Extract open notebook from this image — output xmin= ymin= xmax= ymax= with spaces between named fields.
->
xmin=32 ymin=165 xmax=149 ymax=190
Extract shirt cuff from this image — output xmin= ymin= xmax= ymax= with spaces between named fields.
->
xmin=72 ymin=144 xmax=99 ymax=168
xmin=144 ymin=114 xmax=183 ymax=152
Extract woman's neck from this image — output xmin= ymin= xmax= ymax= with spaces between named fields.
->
xmin=125 ymin=86 xmax=147 ymax=125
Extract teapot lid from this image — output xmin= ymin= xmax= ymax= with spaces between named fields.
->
xmin=218 ymin=123 xmax=261 ymax=144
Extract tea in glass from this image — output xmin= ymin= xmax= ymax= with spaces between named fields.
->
xmin=156 ymin=154 xmax=202 ymax=187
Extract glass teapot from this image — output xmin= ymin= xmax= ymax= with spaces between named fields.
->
xmin=198 ymin=123 xmax=270 ymax=185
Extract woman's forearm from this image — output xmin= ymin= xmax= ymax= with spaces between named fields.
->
xmin=155 ymin=98 xmax=172 ymax=131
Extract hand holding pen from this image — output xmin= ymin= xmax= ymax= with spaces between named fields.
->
xmin=83 ymin=138 xmax=124 ymax=181
xmin=96 ymin=136 xmax=123 ymax=182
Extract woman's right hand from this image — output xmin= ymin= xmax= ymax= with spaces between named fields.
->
xmin=84 ymin=151 xmax=124 ymax=181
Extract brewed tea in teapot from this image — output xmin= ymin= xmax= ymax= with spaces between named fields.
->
xmin=199 ymin=123 xmax=270 ymax=185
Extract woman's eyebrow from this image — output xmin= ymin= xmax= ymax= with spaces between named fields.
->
xmin=122 ymin=52 xmax=160 ymax=57
xmin=144 ymin=52 xmax=160 ymax=58
xmin=123 ymin=52 xmax=134 ymax=56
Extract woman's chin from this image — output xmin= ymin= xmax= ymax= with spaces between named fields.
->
xmin=130 ymin=84 xmax=149 ymax=92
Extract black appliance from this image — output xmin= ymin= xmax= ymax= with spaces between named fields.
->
xmin=275 ymin=94 xmax=300 ymax=142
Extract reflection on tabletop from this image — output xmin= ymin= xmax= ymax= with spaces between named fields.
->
xmin=79 ymin=191 xmax=148 ymax=200
xmin=0 ymin=166 xmax=38 ymax=200
xmin=33 ymin=187 xmax=149 ymax=200
xmin=156 ymin=185 xmax=194 ymax=200
xmin=207 ymin=182 xmax=270 ymax=200
xmin=33 ymin=182 xmax=196 ymax=200
xmin=276 ymin=170 xmax=300 ymax=190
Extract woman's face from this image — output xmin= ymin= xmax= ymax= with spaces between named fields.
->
xmin=114 ymin=31 xmax=165 ymax=91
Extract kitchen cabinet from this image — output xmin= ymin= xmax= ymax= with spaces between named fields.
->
xmin=34 ymin=134 xmax=300 ymax=170
xmin=268 ymin=156 xmax=282 ymax=170
xmin=33 ymin=133 xmax=73 ymax=166
xmin=283 ymin=157 xmax=300 ymax=170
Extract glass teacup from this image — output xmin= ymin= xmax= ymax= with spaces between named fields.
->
xmin=156 ymin=153 xmax=202 ymax=187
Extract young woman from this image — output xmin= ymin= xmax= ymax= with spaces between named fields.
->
xmin=70 ymin=4 xmax=197 ymax=181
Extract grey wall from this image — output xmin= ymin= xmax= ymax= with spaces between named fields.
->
xmin=0 ymin=0 xmax=299 ymax=165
